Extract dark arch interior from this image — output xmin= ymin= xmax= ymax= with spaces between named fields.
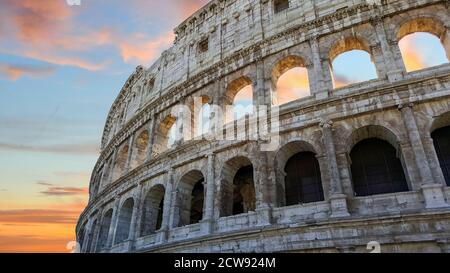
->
xmin=432 ymin=126 xmax=450 ymax=186
xmin=96 ymin=209 xmax=113 ymax=251
xmin=114 ymin=199 xmax=134 ymax=244
xmin=233 ymin=165 xmax=256 ymax=215
xmin=190 ymin=179 xmax=205 ymax=225
xmin=141 ymin=186 xmax=165 ymax=236
xmin=284 ymin=152 xmax=324 ymax=205
xmin=350 ymin=138 xmax=409 ymax=197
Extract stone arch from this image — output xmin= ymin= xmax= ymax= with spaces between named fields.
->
xmin=114 ymin=198 xmax=134 ymax=244
xmin=85 ymin=219 xmax=98 ymax=253
xmin=328 ymin=36 xmax=378 ymax=87
xmin=219 ymin=156 xmax=255 ymax=217
xmin=96 ymin=209 xmax=113 ymax=251
xmin=274 ymin=141 xmax=324 ymax=206
xmin=224 ymin=76 xmax=254 ymax=122
xmin=190 ymin=95 xmax=212 ymax=137
xmin=152 ymin=115 xmax=177 ymax=157
xmin=397 ymin=17 xmax=450 ymax=70
xmin=430 ymin=111 xmax=450 ymax=186
xmin=329 ymin=36 xmax=373 ymax=64
xmin=347 ymin=126 xmax=410 ymax=197
xmin=112 ymin=144 xmax=129 ymax=182
xmin=175 ymin=170 xmax=205 ymax=227
xmin=397 ymin=17 xmax=448 ymax=42
xmin=130 ymin=130 xmax=149 ymax=170
xmin=346 ymin=125 xmax=400 ymax=154
xmin=140 ymin=184 xmax=165 ymax=236
xmin=78 ymin=221 xmax=88 ymax=252
xmin=224 ymin=76 xmax=253 ymax=105
xmin=271 ymin=55 xmax=311 ymax=105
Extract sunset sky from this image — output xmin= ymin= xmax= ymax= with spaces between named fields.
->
xmin=0 ymin=0 xmax=447 ymax=253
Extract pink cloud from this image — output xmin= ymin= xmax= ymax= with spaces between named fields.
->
xmin=0 ymin=64 xmax=55 ymax=81
xmin=119 ymin=32 xmax=175 ymax=65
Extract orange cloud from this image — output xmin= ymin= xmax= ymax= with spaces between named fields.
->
xmin=0 ymin=64 xmax=55 ymax=81
xmin=119 ymin=32 xmax=175 ymax=65
xmin=7 ymin=0 xmax=71 ymax=45
xmin=399 ymin=34 xmax=427 ymax=72
xmin=0 ymin=200 xmax=87 ymax=253
xmin=276 ymin=67 xmax=310 ymax=105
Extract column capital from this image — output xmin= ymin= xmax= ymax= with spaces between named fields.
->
xmin=398 ymin=102 xmax=414 ymax=111
xmin=319 ymin=119 xmax=333 ymax=129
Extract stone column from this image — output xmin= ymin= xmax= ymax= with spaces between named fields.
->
xmin=107 ymin=149 xmax=118 ymax=185
xmin=124 ymin=135 xmax=135 ymax=173
xmin=372 ymin=17 xmax=404 ymax=82
xmin=399 ymin=103 xmax=448 ymax=209
xmin=310 ymin=36 xmax=333 ymax=99
xmin=106 ymin=199 xmax=121 ymax=250
xmin=91 ymin=214 xmax=103 ymax=253
xmin=145 ymin=116 xmax=157 ymax=162
xmin=422 ymin=136 xmax=447 ymax=186
xmin=80 ymin=220 xmax=91 ymax=253
xmin=443 ymin=29 xmax=450 ymax=61
xmin=254 ymin=148 xmax=273 ymax=226
xmin=129 ymin=184 xmax=144 ymax=251
xmin=255 ymin=58 xmax=270 ymax=107
xmin=158 ymin=168 xmax=174 ymax=243
xmin=201 ymin=153 xmax=216 ymax=234
xmin=320 ymin=120 xmax=350 ymax=218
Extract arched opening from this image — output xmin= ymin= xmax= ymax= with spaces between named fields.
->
xmin=350 ymin=138 xmax=409 ymax=196
xmin=85 ymin=219 xmax=97 ymax=253
xmin=432 ymin=126 xmax=450 ymax=186
xmin=329 ymin=37 xmax=378 ymax=88
xmin=285 ymin=152 xmax=324 ymax=205
xmin=177 ymin=170 xmax=205 ymax=227
xmin=141 ymin=185 xmax=165 ymax=236
xmin=220 ymin=157 xmax=256 ymax=217
xmin=195 ymin=96 xmax=212 ymax=137
xmin=272 ymin=56 xmax=310 ymax=106
xmin=397 ymin=18 xmax=449 ymax=72
xmin=130 ymin=130 xmax=149 ymax=170
xmin=112 ymin=145 xmax=129 ymax=181
xmin=153 ymin=115 xmax=177 ymax=156
xmin=114 ymin=198 xmax=134 ymax=244
xmin=225 ymin=77 xmax=254 ymax=122
xmin=96 ymin=209 xmax=113 ymax=251
xmin=78 ymin=222 xmax=87 ymax=252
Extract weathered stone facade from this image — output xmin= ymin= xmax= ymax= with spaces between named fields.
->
xmin=77 ymin=0 xmax=450 ymax=253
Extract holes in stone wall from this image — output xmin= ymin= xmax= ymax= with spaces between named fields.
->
xmin=274 ymin=0 xmax=289 ymax=13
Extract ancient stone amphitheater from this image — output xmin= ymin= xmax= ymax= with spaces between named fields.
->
xmin=77 ymin=0 xmax=450 ymax=253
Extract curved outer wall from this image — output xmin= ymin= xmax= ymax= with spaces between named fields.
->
xmin=77 ymin=0 xmax=450 ymax=253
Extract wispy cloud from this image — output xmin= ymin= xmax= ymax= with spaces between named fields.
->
xmin=40 ymin=186 xmax=88 ymax=197
xmin=0 ymin=63 xmax=55 ymax=81
xmin=119 ymin=32 xmax=174 ymax=65
xmin=0 ymin=142 xmax=99 ymax=156
xmin=0 ymin=209 xmax=80 ymax=224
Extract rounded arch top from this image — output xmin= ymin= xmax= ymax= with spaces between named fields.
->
xmin=272 ymin=55 xmax=307 ymax=84
xmin=329 ymin=36 xmax=372 ymax=63
xmin=397 ymin=17 xmax=447 ymax=41
xmin=346 ymin=125 xmax=400 ymax=153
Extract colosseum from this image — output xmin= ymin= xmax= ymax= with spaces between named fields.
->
xmin=77 ymin=0 xmax=450 ymax=253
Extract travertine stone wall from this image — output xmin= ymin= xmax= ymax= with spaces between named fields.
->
xmin=77 ymin=0 xmax=450 ymax=253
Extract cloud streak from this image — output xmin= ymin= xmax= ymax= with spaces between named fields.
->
xmin=0 ymin=142 xmax=99 ymax=156
xmin=0 ymin=63 xmax=55 ymax=81
xmin=40 ymin=186 xmax=88 ymax=197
